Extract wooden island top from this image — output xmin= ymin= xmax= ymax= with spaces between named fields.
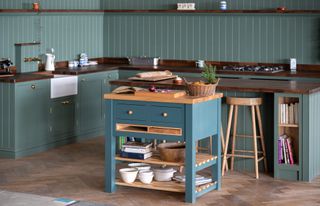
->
xmin=104 ymin=92 xmax=223 ymax=104
xmin=109 ymin=78 xmax=320 ymax=94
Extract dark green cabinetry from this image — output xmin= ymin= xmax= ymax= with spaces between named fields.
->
xmin=77 ymin=71 xmax=118 ymax=135
xmin=49 ymin=96 xmax=76 ymax=141
xmin=14 ymin=80 xmax=50 ymax=154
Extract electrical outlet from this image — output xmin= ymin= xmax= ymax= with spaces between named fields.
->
xmin=290 ymin=58 xmax=297 ymax=71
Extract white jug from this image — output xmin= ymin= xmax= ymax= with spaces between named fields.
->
xmin=45 ymin=53 xmax=55 ymax=71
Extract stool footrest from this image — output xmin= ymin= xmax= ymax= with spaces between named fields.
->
xmin=234 ymin=149 xmax=263 ymax=154
xmin=234 ymin=134 xmax=262 ymax=138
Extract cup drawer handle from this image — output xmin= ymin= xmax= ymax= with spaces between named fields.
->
xmin=127 ymin=110 xmax=133 ymax=115
xmin=31 ymin=85 xmax=36 ymax=89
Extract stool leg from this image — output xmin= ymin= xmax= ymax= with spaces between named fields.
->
xmin=251 ymin=106 xmax=259 ymax=179
xmin=222 ymin=105 xmax=234 ymax=176
xmin=255 ymin=105 xmax=268 ymax=173
xmin=230 ymin=105 xmax=238 ymax=171
xmin=220 ymin=126 xmax=229 ymax=171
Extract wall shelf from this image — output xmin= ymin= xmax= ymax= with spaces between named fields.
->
xmin=1 ymin=9 xmax=320 ymax=14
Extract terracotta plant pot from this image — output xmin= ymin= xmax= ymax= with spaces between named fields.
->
xmin=158 ymin=142 xmax=185 ymax=163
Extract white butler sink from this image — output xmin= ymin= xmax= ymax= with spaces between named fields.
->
xmin=50 ymin=75 xmax=78 ymax=99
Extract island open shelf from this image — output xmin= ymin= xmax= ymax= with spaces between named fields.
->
xmin=116 ymin=153 xmax=217 ymax=170
xmin=116 ymin=179 xmax=217 ymax=193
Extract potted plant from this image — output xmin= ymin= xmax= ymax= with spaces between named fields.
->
xmin=185 ymin=64 xmax=220 ymax=96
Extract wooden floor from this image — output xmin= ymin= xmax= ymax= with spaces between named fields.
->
xmin=1 ymin=137 xmax=320 ymax=206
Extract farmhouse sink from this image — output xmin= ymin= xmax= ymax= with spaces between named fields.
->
xmin=50 ymin=75 xmax=78 ymax=99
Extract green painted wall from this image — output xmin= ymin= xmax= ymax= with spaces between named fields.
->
xmin=102 ymin=0 xmax=320 ymax=65
xmin=0 ymin=0 xmax=103 ymax=63
xmin=1 ymin=0 xmax=320 ymax=65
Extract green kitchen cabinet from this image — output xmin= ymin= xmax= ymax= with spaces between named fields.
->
xmin=77 ymin=71 xmax=118 ymax=135
xmin=14 ymin=80 xmax=50 ymax=155
xmin=49 ymin=96 xmax=76 ymax=141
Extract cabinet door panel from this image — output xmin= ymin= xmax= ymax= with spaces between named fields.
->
xmin=15 ymin=81 xmax=49 ymax=151
xmin=50 ymin=97 xmax=76 ymax=140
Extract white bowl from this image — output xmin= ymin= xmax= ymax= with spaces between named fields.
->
xmin=138 ymin=170 xmax=154 ymax=184
xmin=119 ymin=168 xmax=138 ymax=184
xmin=153 ymin=167 xmax=176 ymax=182
xmin=128 ymin=163 xmax=151 ymax=171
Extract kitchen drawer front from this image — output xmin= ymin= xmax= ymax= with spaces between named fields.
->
xmin=149 ymin=105 xmax=184 ymax=124
xmin=115 ymin=103 xmax=147 ymax=121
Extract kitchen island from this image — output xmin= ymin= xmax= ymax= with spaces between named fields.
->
xmin=104 ymin=92 xmax=223 ymax=203
xmin=110 ymin=77 xmax=320 ymax=181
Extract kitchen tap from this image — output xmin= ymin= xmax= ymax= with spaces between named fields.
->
xmin=24 ymin=57 xmax=41 ymax=62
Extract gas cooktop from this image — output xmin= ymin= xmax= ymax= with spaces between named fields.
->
xmin=222 ymin=65 xmax=284 ymax=73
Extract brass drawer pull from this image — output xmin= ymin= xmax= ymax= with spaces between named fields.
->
xmin=31 ymin=85 xmax=36 ymax=89
xmin=128 ymin=110 xmax=133 ymax=115
xmin=162 ymin=112 xmax=168 ymax=117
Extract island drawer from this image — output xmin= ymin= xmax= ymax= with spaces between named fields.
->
xmin=149 ymin=105 xmax=184 ymax=124
xmin=115 ymin=103 xmax=147 ymax=121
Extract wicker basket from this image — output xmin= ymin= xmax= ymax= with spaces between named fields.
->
xmin=186 ymin=79 xmax=219 ymax=97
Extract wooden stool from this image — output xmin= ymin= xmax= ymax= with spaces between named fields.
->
xmin=222 ymin=97 xmax=267 ymax=179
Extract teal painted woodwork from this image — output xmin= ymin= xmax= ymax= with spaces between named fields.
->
xmin=49 ymin=96 xmax=76 ymax=141
xmin=0 ymin=70 xmax=118 ymax=158
xmin=0 ymin=83 xmax=15 ymax=152
xmin=0 ymin=13 xmax=104 ymax=65
xmin=0 ymin=0 xmax=101 ymax=9
xmin=14 ymin=80 xmax=50 ymax=152
xmin=77 ymin=71 xmax=118 ymax=135
xmin=274 ymin=93 xmax=302 ymax=181
xmin=15 ymin=44 xmax=40 ymax=73
xmin=101 ymin=0 xmax=320 ymax=10
xmin=104 ymin=14 xmax=320 ymax=64
xmin=302 ymin=92 xmax=320 ymax=181
xmin=105 ymin=97 xmax=222 ymax=203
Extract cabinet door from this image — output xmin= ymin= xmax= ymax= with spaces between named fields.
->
xmin=78 ymin=74 xmax=105 ymax=132
xmin=78 ymin=71 xmax=118 ymax=134
xmin=14 ymin=80 xmax=50 ymax=151
xmin=49 ymin=97 xmax=76 ymax=140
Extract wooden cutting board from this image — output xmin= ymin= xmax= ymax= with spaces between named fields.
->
xmin=128 ymin=75 xmax=177 ymax=82
xmin=134 ymin=90 xmax=186 ymax=98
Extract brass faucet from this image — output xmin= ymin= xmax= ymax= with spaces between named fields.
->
xmin=24 ymin=57 xmax=41 ymax=62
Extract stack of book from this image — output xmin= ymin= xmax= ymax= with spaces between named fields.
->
xmin=120 ymin=141 xmax=153 ymax=160
xmin=279 ymin=103 xmax=299 ymax=124
xmin=278 ymin=135 xmax=295 ymax=165
xmin=173 ymin=175 xmax=212 ymax=186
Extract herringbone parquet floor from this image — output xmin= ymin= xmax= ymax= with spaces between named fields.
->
xmin=0 ymin=137 xmax=320 ymax=206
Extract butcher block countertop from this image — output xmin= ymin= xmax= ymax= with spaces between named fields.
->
xmin=109 ymin=78 xmax=320 ymax=94
xmin=104 ymin=92 xmax=223 ymax=104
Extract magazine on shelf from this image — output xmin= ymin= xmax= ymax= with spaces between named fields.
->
xmin=122 ymin=141 xmax=153 ymax=149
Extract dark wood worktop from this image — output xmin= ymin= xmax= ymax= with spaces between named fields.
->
xmin=0 ymin=73 xmax=53 ymax=83
xmin=2 ymin=63 xmax=320 ymax=83
xmin=52 ymin=64 xmax=320 ymax=79
xmin=110 ymin=78 xmax=320 ymax=94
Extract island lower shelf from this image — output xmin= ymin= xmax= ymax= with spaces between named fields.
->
xmin=116 ymin=153 xmax=217 ymax=170
xmin=116 ymin=179 xmax=217 ymax=193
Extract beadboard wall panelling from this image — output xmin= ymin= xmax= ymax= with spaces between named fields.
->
xmin=0 ymin=83 xmax=14 ymax=150
xmin=40 ymin=13 xmax=104 ymax=61
xmin=104 ymin=14 xmax=320 ymax=64
xmin=0 ymin=13 xmax=103 ymax=63
xmin=0 ymin=14 xmax=39 ymax=64
xmin=306 ymin=92 xmax=320 ymax=180
xmin=0 ymin=0 xmax=101 ymax=9
xmin=101 ymin=0 xmax=320 ymax=10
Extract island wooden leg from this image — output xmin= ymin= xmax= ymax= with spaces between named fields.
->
xmin=105 ymin=100 xmax=116 ymax=193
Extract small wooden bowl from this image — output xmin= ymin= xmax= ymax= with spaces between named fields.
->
xmin=158 ymin=142 xmax=185 ymax=163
